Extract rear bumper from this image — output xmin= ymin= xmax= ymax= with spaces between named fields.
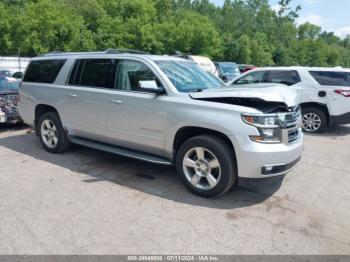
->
xmin=330 ymin=112 xmax=350 ymax=126
xmin=230 ymin=134 xmax=304 ymax=178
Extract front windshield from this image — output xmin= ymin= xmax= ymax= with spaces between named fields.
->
xmin=219 ymin=63 xmax=239 ymax=76
xmin=0 ymin=78 xmax=19 ymax=93
xmin=156 ymin=60 xmax=224 ymax=92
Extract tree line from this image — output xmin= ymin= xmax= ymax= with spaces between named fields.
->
xmin=0 ymin=0 xmax=349 ymax=67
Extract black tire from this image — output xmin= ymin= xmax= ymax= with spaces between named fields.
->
xmin=38 ymin=112 xmax=71 ymax=153
xmin=301 ymin=107 xmax=327 ymax=134
xmin=175 ymin=135 xmax=237 ymax=198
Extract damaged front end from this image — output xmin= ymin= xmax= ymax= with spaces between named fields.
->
xmin=0 ymin=94 xmax=21 ymax=124
xmin=190 ymin=85 xmax=302 ymax=145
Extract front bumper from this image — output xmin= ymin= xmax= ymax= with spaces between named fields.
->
xmin=230 ymin=133 xmax=304 ymax=178
xmin=0 ymin=111 xmax=21 ymax=124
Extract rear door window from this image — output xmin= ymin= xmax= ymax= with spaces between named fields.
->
xmin=69 ymin=59 xmax=116 ymax=89
xmin=309 ymin=71 xmax=350 ymax=86
xmin=265 ymin=70 xmax=301 ymax=86
xmin=23 ymin=59 xmax=66 ymax=83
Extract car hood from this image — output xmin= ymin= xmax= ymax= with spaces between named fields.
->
xmin=189 ymin=84 xmax=299 ymax=108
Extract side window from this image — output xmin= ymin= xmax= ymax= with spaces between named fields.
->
xmin=309 ymin=71 xmax=350 ymax=86
xmin=23 ymin=59 xmax=66 ymax=83
xmin=68 ymin=59 xmax=84 ymax=85
xmin=79 ymin=59 xmax=116 ymax=89
xmin=266 ymin=70 xmax=301 ymax=86
xmin=115 ymin=60 xmax=161 ymax=92
xmin=234 ymin=71 xmax=266 ymax=85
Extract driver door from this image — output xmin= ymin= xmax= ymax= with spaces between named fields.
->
xmin=106 ymin=59 xmax=168 ymax=156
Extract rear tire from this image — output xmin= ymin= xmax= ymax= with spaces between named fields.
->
xmin=301 ymin=107 xmax=327 ymax=133
xmin=176 ymin=135 xmax=237 ymax=198
xmin=38 ymin=112 xmax=71 ymax=153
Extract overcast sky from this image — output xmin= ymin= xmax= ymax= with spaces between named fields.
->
xmin=210 ymin=0 xmax=350 ymax=38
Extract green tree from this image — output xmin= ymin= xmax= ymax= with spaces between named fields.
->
xmin=11 ymin=0 xmax=94 ymax=55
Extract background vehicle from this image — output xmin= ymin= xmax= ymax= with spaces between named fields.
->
xmin=0 ymin=76 xmax=21 ymax=124
xmin=170 ymin=52 xmax=219 ymax=77
xmin=18 ymin=50 xmax=303 ymax=198
xmin=0 ymin=68 xmax=12 ymax=77
xmin=239 ymin=64 xmax=256 ymax=74
xmin=230 ymin=67 xmax=350 ymax=133
xmin=214 ymin=62 xmax=240 ymax=82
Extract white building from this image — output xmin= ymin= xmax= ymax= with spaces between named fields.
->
xmin=0 ymin=56 xmax=31 ymax=72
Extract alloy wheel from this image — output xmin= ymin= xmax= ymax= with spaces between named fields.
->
xmin=41 ymin=119 xmax=58 ymax=148
xmin=182 ymin=147 xmax=221 ymax=190
xmin=302 ymin=113 xmax=322 ymax=132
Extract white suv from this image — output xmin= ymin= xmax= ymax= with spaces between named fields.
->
xmin=231 ymin=67 xmax=350 ymax=133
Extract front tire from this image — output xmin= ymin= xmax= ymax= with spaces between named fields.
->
xmin=38 ymin=112 xmax=71 ymax=153
xmin=176 ymin=135 xmax=237 ymax=198
xmin=301 ymin=107 xmax=327 ymax=133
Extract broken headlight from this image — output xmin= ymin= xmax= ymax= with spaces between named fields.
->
xmin=242 ymin=114 xmax=282 ymax=143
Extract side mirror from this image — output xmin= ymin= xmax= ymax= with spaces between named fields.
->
xmin=138 ymin=80 xmax=164 ymax=94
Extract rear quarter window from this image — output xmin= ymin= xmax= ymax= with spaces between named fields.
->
xmin=23 ymin=59 xmax=66 ymax=84
xmin=309 ymin=71 xmax=350 ymax=86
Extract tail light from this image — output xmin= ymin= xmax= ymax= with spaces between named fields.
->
xmin=335 ymin=90 xmax=350 ymax=97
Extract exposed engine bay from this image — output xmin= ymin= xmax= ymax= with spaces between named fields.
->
xmin=193 ymin=97 xmax=290 ymax=114
xmin=0 ymin=94 xmax=21 ymax=123
xmin=0 ymin=94 xmax=19 ymax=114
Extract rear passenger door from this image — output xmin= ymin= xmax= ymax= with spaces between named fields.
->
xmin=61 ymin=58 xmax=116 ymax=141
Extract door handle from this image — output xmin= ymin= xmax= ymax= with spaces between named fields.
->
xmin=66 ymin=93 xmax=78 ymax=98
xmin=109 ymin=99 xmax=122 ymax=104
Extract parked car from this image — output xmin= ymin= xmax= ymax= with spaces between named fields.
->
xmin=239 ymin=64 xmax=256 ymax=74
xmin=0 ymin=76 xmax=21 ymax=124
xmin=214 ymin=62 xmax=240 ymax=82
xmin=18 ymin=50 xmax=303 ymax=198
xmin=170 ymin=52 xmax=219 ymax=78
xmin=230 ymin=67 xmax=350 ymax=133
xmin=0 ymin=68 xmax=12 ymax=77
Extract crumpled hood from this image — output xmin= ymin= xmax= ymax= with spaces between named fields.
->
xmin=190 ymin=84 xmax=300 ymax=108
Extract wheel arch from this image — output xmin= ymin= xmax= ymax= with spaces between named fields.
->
xmin=172 ymin=126 xmax=236 ymax=163
xmin=34 ymin=104 xmax=60 ymax=136
xmin=300 ymin=102 xmax=330 ymax=126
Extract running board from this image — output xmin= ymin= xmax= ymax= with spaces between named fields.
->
xmin=69 ymin=136 xmax=172 ymax=166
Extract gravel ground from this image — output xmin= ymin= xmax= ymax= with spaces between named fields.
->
xmin=0 ymin=124 xmax=349 ymax=255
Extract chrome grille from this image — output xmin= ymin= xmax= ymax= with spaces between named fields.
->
xmin=280 ymin=106 xmax=302 ymax=144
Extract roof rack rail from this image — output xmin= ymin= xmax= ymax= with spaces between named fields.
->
xmin=43 ymin=49 xmax=149 ymax=56
xmin=104 ymin=49 xmax=149 ymax=54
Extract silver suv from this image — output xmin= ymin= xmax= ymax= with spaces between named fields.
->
xmin=18 ymin=50 xmax=303 ymax=198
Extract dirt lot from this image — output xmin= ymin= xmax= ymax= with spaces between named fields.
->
xmin=0 ymin=124 xmax=349 ymax=255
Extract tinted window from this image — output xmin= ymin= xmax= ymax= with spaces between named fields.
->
xmin=116 ymin=60 xmax=161 ymax=92
xmin=79 ymin=59 xmax=116 ymax=88
xmin=309 ymin=71 xmax=350 ymax=86
xmin=266 ymin=70 xmax=301 ymax=86
xmin=234 ymin=71 xmax=266 ymax=85
xmin=68 ymin=60 xmax=84 ymax=86
xmin=23 ymin=59 xmax=66 ymax=83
